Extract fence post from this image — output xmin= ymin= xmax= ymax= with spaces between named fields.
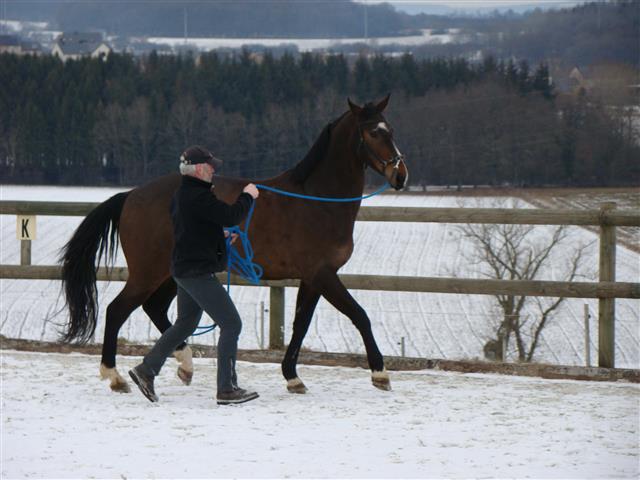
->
xmin=269 ymin=287 xmax=285 ymax=349
xmin=584 ymin=303 xmax=591 ymax=367
xmin=20 ymin=240 xmax=31 ymax=266
xmin=260 ymin=301 xmax=265 ymax=349
xmin=598 ymin=202 xmax=616 ymax=368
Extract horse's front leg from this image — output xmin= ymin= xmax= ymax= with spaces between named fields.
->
xmin=281 ymin=282 xmax=320 ymax=393
xmin=312 ymin=267 xmax=391 ymax=391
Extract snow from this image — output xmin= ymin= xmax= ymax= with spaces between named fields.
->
xmin=1 ymin=185 xmax=639 ymax=368
xmin=1 ymin=350 xmax=638 ymax=479
xmin=147 ymin=29 xmax=464 ymax=53
xmin=0 ymin=20 xmax=49 ymax=33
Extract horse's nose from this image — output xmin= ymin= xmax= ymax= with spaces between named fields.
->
xmin=392 ymin=172 xmax=406 ymax=190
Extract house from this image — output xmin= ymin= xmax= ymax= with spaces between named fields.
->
xmin=52 ymin=32 xmax=111 ymax=62
xmin=568 ymin=66 xmax=593 ymax=95
xmin=0 ymin=35 xmax=22 ymax=54
xmin=0 ymin=34 xmax=44 ymax=56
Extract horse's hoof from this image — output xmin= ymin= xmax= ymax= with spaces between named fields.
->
xmin=174 ymin=345 xmax=193 ymax=369
xmin=372 ymin=370 xmax=392 ymax=391
xmin=286 ymin=377 xmax=308 ymax=394
xmin=100 ymin=364 xmax=131 ymax=393
xmin=110 ymin=381 xmax=131 ymax=393
xmin=177 ymin=366 xmax=193 ymax=386
xmin=174 ymin=346 xmax=193 ymax=385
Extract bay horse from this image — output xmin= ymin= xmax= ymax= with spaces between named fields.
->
xmin=60 ymin=96 xmax=408 ymax=394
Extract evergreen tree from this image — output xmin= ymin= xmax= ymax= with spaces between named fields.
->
xmin=325 ymin=54 xmax=349 ymax=93
xmin=1 ymin=51 xmax=637 ymax=187
xmin=353 ymin=55 xmax=372 ymax=100
xmin=531 ymin=63 xmax=554 ymax=100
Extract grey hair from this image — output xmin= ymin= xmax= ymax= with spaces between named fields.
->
xmin=179 ymin=162 xmax=197 ymax=176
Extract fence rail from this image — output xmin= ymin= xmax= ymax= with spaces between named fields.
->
xmin=1 ymin=265 xmax=638 ymax=299
xmin=1 ymin=199 xmax=639 ymax=368
xmin=2 ymin=200 xmax=639 ymax=226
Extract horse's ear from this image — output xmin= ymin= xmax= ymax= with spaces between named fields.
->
xmin=348 ymin=98 xmax=363 ymax=116
xmin=375 ymin=93 xmax=391 ymax=113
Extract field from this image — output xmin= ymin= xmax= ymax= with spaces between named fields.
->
xmin=1 ymin=350 xmax=638 ymax=478
xmin=1 ymin=185 xmax=639 ymax=368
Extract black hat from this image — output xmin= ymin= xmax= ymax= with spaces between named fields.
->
xmin=180 ymin=145 xmax=223 ymax=170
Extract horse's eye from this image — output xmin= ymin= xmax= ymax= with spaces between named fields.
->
xmin=370 ymin=130 xmax=379 ymax=138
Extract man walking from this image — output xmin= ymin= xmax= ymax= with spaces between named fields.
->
xmin=129 ymin=145 xmax=260 ymax=405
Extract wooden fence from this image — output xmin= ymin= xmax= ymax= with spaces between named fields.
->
xmin=1 ymin=200 xmax=638 ymax=368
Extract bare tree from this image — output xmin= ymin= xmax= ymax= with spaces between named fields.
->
xmin=93 ymin=104 xmax=131 ymax=184
xmin=127 ymin=97 xmax=154 ymax=179
xmin=459 ymin=209 xmax=589 ymax=362
xmin=168 ymin=95 xmax=200 ymax=152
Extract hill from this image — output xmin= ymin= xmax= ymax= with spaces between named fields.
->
xmin=5 ymin=0 xmax=413 ymax=38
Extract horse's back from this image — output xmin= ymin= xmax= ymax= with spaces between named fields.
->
xmin=118 ymin=171 xmax=355 ymax=283
xmin=119 ymin=173 xmax=181 ymax=284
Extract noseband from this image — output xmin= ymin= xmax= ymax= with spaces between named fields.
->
xmin=357 ymin=121 xmax=405 ymax=171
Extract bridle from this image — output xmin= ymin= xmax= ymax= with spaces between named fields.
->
xmin=357 ymin=120 xmax=405 ymax=171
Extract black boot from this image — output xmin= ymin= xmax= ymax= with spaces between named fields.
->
xmin=216 ymin=388 xmax=259 ymax=405
xmin=128 ymin=365 xmax=158 ymax=403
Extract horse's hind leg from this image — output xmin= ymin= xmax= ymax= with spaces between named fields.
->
xmin=281 ymin=282 xmax=320 ymax=394
xmin=100 ymin=283 xmax=152 ymax=393
xmin=142 ymin=278 xmax=194 ymax=386
xmin=312 ymin=267 xmax=391 ymax=391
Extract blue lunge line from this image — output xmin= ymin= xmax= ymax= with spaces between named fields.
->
xmin=255 ymin=182 xmax=390 ymax=202
xmin=191 ymin=182 xmax=390 ymax=336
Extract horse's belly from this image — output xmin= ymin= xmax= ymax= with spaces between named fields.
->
xmin=252 ymin=235 xmax=353 ymax=280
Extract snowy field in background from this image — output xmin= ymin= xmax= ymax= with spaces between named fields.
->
xmin=1 ymin=350 xmax=638 ymax=479
xmin=1 ymin=184 xmax=639 ymax=368
xmin=147 ymin=29 xmax=465 ymax=52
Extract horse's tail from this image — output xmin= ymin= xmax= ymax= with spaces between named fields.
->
xmin=59 ymin=191 xmax=130 ymax=343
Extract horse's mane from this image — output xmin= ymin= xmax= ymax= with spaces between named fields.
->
xmin=290 ymin=110 xmax=350 ymax=184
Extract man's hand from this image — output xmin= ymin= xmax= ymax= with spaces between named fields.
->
xmin=243 ymin=183 xmax=259 ymax=199
xmin=224 ymin=230 xmax=239 ymax=244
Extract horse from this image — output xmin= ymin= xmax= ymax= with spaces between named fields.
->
xmin=60 ymin=95 xmax=408 ymax=394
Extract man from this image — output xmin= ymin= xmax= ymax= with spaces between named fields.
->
xmin=129 ymin=145 xmax=260 ymax=405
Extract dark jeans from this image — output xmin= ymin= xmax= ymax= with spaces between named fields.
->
xmin=141 ymin=273 xmax=242 ymax=393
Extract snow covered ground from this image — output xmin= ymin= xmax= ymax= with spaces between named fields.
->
xmin=1 ymin=185 xmax=639 ymax=368
xmin=148 ymin=29 xmax=465 ymax=52
xmin=1 ymin=350 xmax=638 ymax=479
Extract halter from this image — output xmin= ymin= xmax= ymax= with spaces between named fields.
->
xmin=357 ymin=121 xmax=405 ymax=171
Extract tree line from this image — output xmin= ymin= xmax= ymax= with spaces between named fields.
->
xmin=1 ymin=51 xmax=637 ymax=187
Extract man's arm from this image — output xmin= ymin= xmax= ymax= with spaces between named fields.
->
xmin=197 ymin=191 xmax=254 ymax=227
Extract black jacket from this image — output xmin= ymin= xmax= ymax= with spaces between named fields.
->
xmin=170 ymin=175 xmax=254 ymax=277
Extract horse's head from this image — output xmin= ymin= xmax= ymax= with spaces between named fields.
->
xmin=348 ymin=95 xmax=408 ymax=191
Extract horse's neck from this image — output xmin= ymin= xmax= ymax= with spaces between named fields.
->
xmin=304 ymin=121 xmax=364 ymax=198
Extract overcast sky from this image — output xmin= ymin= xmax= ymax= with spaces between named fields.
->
xmin=356 ymin=0 xmax=583 ymax=5
xmin=355 ymin=0 xmax=585 ymax=14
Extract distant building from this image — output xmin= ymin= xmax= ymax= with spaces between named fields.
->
xmin=0 ymin=35 xmax=21 ymax=54
xmin=0 ymin=34 xmax=44 ymax=56
xmin=52 ymin=32 xmax=111 ymax=62
xmin=568 ymin=67 xmax=593 ymax=95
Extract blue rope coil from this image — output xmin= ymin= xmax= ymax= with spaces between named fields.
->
xmin=191 ymin=182 xmax=390 ymax=336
